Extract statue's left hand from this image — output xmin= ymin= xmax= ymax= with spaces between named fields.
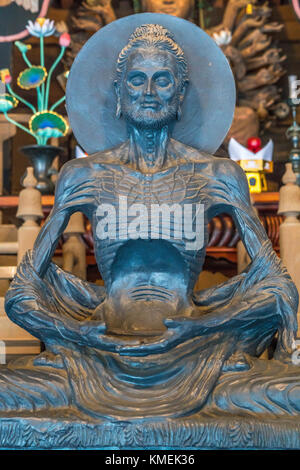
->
xmin=116 ymin=317 xmax=205 ymax=357
xmin=74 ymin=319 xmax=168 ymax=353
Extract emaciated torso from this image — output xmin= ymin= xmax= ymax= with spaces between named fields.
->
xmin=63 ymin=139 xmax=233 ymax=334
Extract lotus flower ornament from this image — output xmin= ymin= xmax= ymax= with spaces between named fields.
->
xmin=0 ymin=17 xmax=69 ymax=193
xmin=0 ymin=17 xmax=69 ymax=146
xmin=26 ymin=18 xmax=56 ymax=38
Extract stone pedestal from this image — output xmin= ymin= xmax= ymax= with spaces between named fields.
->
xmin=0 ymin=413 xmax=299 ymax=449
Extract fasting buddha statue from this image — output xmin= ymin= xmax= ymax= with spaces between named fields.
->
xmin=1 ymin=14 xmax=300 ymax=449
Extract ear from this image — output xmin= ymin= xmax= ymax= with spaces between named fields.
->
xmin=179 ymin=79 xmax=188 ymax=106
xmin=114 ymin=80 xmax=122 ymax=119
xmin=177 ymin=80 xmax=188 ymax=121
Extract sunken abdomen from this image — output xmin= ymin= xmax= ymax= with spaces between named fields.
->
xmin=93 ymin=239 xmax=205 ymax=335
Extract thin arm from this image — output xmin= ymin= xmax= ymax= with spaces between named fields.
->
xmin=32 ymin=205 xmax=72 ymax=277
xmin=32 ymin=164 xmax=76 ymax=277
xmin=229 ymin=178 xmax=270 ymax=260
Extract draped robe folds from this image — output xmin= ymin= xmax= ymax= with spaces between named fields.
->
xmin=2 ymin=151 xmax=300 ymax=420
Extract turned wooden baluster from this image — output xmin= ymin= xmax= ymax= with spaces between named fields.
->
xmin=0 ymin=167 xmax=42 ymax=361
xmin=0 ymin=118 xmax=16 ymax=224
xmin=63 ymin=212 xmax=86 ymax=280
xmin=278 ymin=163 xmax=300 ymax=331
xmin=16 ymin=167 xmax=43 ymax=264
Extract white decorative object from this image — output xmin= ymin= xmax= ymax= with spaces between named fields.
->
xmin=14 ymin=0 xmax=39 ymax=13
xmin=213 ymin=29 xmax=232 ymax=46
xmin=228 ymin=138 xmax=273 ymax=171
xmin=26 ymin=18 xmax=56 ymax=37
xmin=75 ymin=145 xmax=87 ymax=159
xmin=288 ymin=75 xmax=299 ymax=100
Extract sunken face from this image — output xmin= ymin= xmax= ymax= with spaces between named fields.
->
xmin=142 ymin=0 xmax=194 ymax=18
xmin=119 ymin=48 xmax=184 ymax=130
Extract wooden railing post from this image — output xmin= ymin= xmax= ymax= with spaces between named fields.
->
xmin=63 ymin=212 xmax=86 ymax=280
xmin=16 ymin=167 xmax=43 ymax=264
xmin=0 ymin=117 xmax=16 ymax=223
xmin=278 ymin=163 xmax=300 ymax=331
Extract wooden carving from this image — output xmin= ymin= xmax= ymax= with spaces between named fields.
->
xmin=63 ymin=0 xmax=116 ymax=69
xmin=207 ymin=0 xmax=287 ymax=141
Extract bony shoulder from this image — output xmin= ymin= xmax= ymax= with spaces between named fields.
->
xmin=54 ymin=159 xmax=92 ymax=195
xmin=187 ymin=149 xmax=242 ymax=177
xmin=211 ymin=157 xmax=251 ymax=202
xmin=59 ymin=154 xmax=98 ymax=177
xmin=172 ymin=139 xmax=213 ymax=164
xmin=57 ymin=146 xmax=125 ymax=185
xmin=212 ymin=157 xmax=247 ymax=183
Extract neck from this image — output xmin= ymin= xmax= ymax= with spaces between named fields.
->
xmin=128 ymin=125 xmax=170 ymax=172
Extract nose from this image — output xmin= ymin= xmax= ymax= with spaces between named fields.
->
xmin=144 ymin=78 xmax=154 ymax=97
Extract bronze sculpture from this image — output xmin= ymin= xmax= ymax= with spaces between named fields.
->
xmin=141 ymin=0 xmax=194 ymax=19
xmin=0 ymin=14 xmax=300 ymax=449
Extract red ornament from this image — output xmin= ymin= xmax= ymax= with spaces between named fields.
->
xmin=59 ymin=33 xmax=71 ymax=47
xmin=3 ymin=74 xmax=12 ymax=84
xmin=247 ymin=137 xmax=262 ymax=153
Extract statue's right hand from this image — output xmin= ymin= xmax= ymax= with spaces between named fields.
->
xmin=78 ymin=319 xmax=106 ymax=341
xmin=75 ymin=319 xmax=126 ymax=352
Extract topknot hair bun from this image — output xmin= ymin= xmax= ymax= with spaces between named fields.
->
xmin=129 ymin=24 xmax=176 ymax=43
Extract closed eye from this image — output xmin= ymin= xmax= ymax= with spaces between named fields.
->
xmin=127 ymin=73 xmax=146 ymax=87
xmin=153 ymin=71 xmax=174 ymax=88
xmin=155 ymin=77 xmax=171 ymax=87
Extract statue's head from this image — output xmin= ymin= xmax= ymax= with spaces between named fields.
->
xmin=114 ymin=24 xmax=189 ymax=130
xmin=141 ymin=0 xmax=194 ymax=19
xmin=67 ymin=15 xmax=235 ymax=155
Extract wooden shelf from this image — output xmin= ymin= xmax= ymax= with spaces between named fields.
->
xmin=0 ymin=195 xmax=54 ymax=208
xmin=0 ymin=193 xmax=281 ymax=268
xmin=0 ymin=193 xmax=279 ymax=209
xmin=251 ymin=192 xmax=279 ymax=203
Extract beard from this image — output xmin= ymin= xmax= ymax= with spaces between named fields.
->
xmin=121 ymin=101 xmax=178 ymax=130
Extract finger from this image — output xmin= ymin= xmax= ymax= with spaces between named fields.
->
xmin=93 ymin=333 xmax=142 ymax=352
xmin=95 ymin=322 xmax=107 ymax=333
xmin=117 ymin=330 xmax=179 ymax=356
xmin=164 ymin=317 xmax=195 ymax=329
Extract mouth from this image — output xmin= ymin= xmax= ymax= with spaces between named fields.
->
xmin=140 ymin=102 xmax=160 ymax=110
